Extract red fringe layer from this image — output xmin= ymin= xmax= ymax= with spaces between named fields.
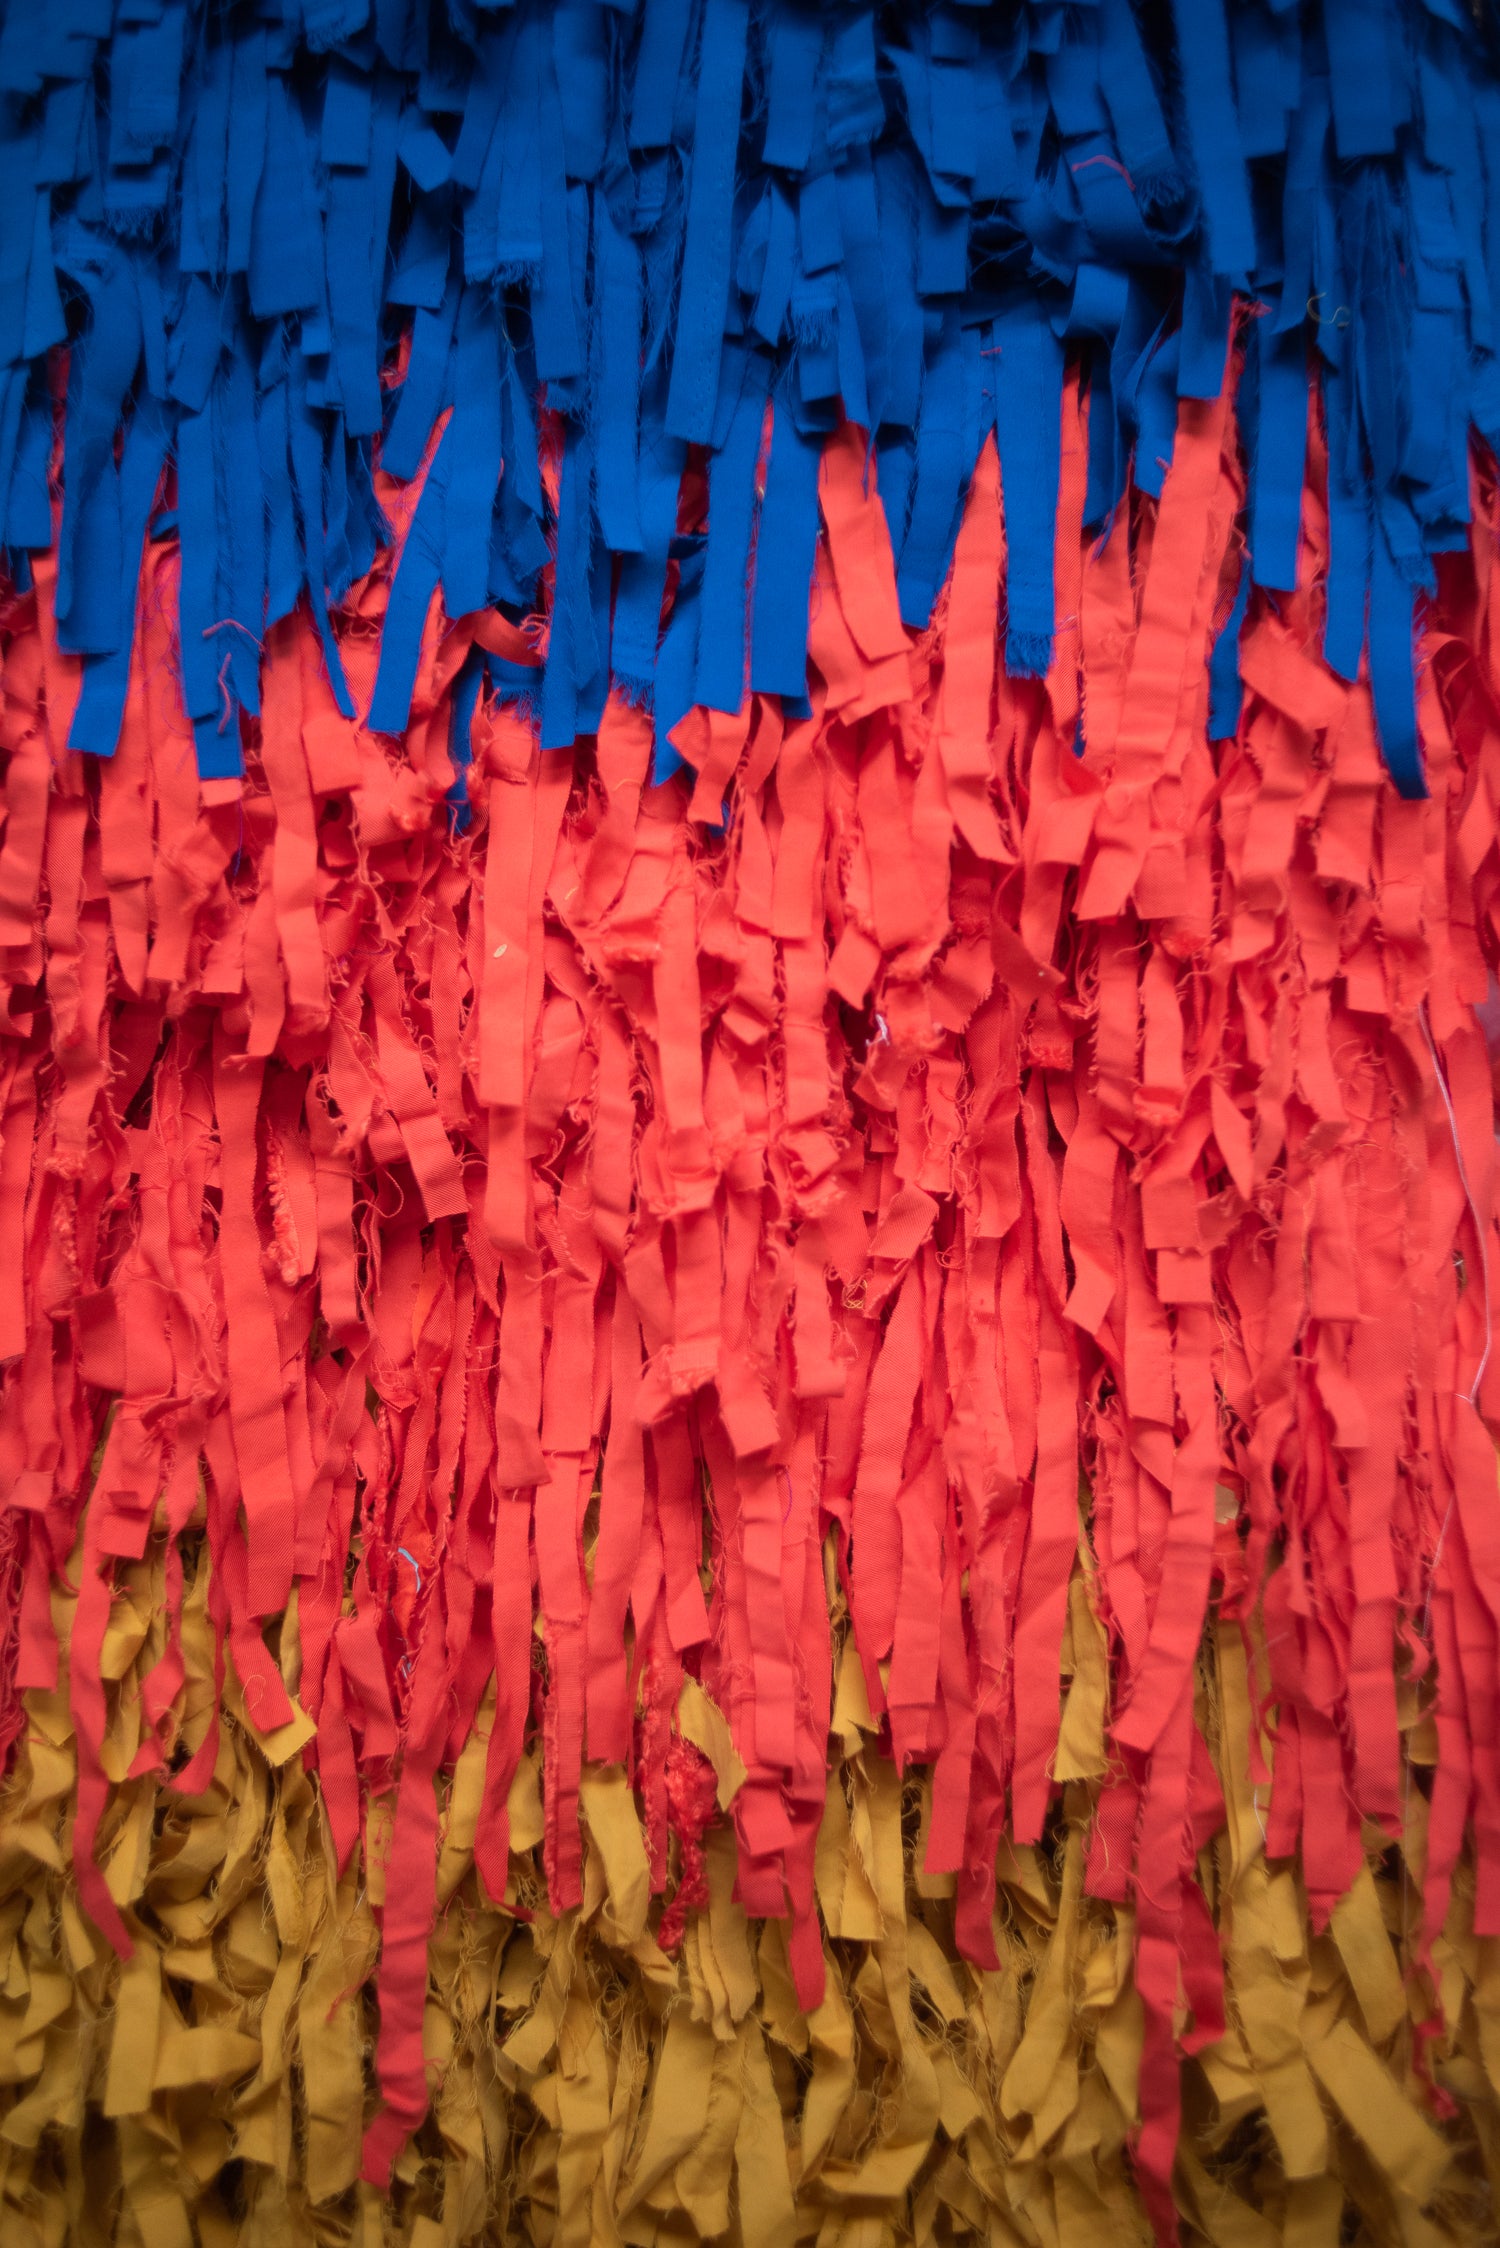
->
xmin=1 ymin=358 xmax=1498 ymax=2224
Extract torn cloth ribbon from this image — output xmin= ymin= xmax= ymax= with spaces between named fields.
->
xmin=1 ymin=4 xmax=1499 ymax=2245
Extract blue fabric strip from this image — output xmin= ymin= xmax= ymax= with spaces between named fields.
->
xmin=219 ymin=349 xmax=264 ymax=717
xmin=835 ymin=154 xmax=888 ymax=431
xmin=1097 ymin=0 xmax=1179 ymax=201
xmin=390 ymin=184 xmax=454 ymax=310
xmin=4 ymin=383 xmax=50 ymax=553
xmin=69 ymin=393 xmax=170 ymax=757
xmin=504 ymin=327 xmax=544 ymax=522
xmin=470 ymin=21 xmax=536 ymax=285
xmin=1131 ymin=331 xmax=1179 ymax=501
xmin=492 ymin=332 xmax=548 ymax=608
xmin=594 ymin=195 xmax=645 ymax=553
xmin=1368 ymin=513 xmax=1426 ymax=800
xmin=554 ymin=0 xmax=607 ymax=183
xmin=224 ymin=32 xmax=268 ymax=279
xmin=1248 ymin=321 xmax=1307 ymax=594
xmin=288 ymin=367 xmax=354 ymax=717
xmin=664 ymin=0 xmax=748 ymax=444
xmin=750 ymin=181 xmax=796 ymax=350
xmin=38 ymin=80 xmax=88 ymax=187
xmin=330 ymin=77 xmax=399 ymax=437
xmin=991 ymin=296 xmax=1064 ymax=676
xmin=762 ymin=2 xmax=822 ymax=175
xmin=1274 ymin=73 xmax=1330 ymax=340
xmin=193 ymin=708 xmax=243 ymax=783
xmin=1168 ymin=0 xmax=1255 ymax=282
xmin=875 ymin=150 xmax=922 ymax=432
xmin=443 ymin=286 xmax=503 ymax=618
xmin=166 ymin=278 xmax=223 ymax=415
xmin=247 ymin=71 xmax=321 ymax=319
xmin=260 ymin=378 xmax=303 ymax=629
xmin=1178 ymin=260 xmax=1231 ymax=400
xmin=11 ymin=0 xmax=1500 ymax=786
xmin=798 ymin=173 xmax=841 ymax=279
xmin=826 ymin=9 xmax=883 ymax=160
xmin=1207 ymin=545 xmax=1251 ymax=743
xmin=1084 ymin=351 xmax=1121 ymax=532
xmin=368 ymin=423 xmax=449 ymax=736
xmin=748 ymin=391 xmax=820 ymax=701
xmin=694 ymin=353 xmax=769 ymax=714
xmin=1324 ymin=0 xmax=1398 ymax=160
xmin=179 ymin=32 xmax=229 ymax=276
xmin=0 ymin=371 xmax=24 ymax=549
xmin=322 ymin=59 xmax=372 ymax=169
xmin=541 ymin=421 xmax=603 ymax=750
xmin=47 ymin=228 xmax=89 ymax=356
xmin=451 ymin=28 xmax=510 ymax=194
xmin=1232 ymin=3 xmax=1293 ymax=161
xmin=176 ymin=399 xmax=225 ymax=730
xmin=629 ymin=0 xmax=692 ymax=153
xmin=397 ymin=107 xmax=452 ymax=195
xmin=56 ymin=254 xmax=141 ymax=655
xmin=384 ymin=275 xmax=459 ymax=482
xmin=447 ymin=650 xmax=483 ymax=834
xmin=532 ymin=56 xmax=584 ymax=381
xmin=896 ymin=309 xmax=966 ymax=632
xmin=611 ymin=382 xmax=684 ymax=698
xmin=1321 ymin=361 xmax=1370 ymax=685
xmin=650 ymin=544 xmax=704 ymax=784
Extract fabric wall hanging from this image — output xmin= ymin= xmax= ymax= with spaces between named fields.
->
xmin=2 ymin=1 xmax=1500 ymax=2242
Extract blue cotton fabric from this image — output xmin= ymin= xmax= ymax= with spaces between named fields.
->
xmin=0 ymin=0 xmax=1496 ymax=798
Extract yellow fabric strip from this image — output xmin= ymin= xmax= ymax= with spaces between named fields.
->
xmin=0 ymin=1551 xmax=1494 ymax=2245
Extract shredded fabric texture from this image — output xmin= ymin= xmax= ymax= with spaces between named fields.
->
xmin=3 ymin=2 xmax=1500 ymax=2244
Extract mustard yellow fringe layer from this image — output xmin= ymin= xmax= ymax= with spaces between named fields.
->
xmin=0 ymin=1537 xmax=1495 ymax=2248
